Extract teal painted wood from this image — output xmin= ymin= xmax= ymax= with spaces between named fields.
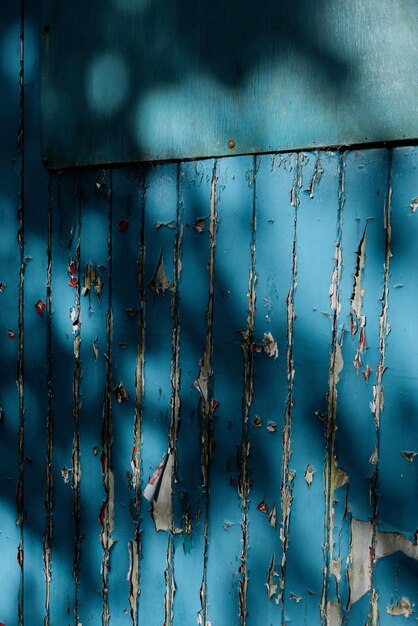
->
xmin=245 ymin=154 xmax=295 ymax=624
xmin=23 ymin=0 xmax=51 ymax=622
xmin=172 ymin=158 xmax=215 ymax=624
xmin=4 ymin=11 xmax=418 ymax=618
xmin=41 ymin=0 xmax=418 ymax=167
xmin=204 ymin=155 xmax=255 ymax=625
xmin=49 ymin=173 xmax=80 ymax=624
xmin=138 ymin=163 xmax=179 ymax=625
xmin=0 ymin=3 xmax=22 ymax=623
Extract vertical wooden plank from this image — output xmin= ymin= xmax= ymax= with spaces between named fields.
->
xmin=137 ymin=163 xmax=178 ymax=626
xmin=76 ymin=169 xmax=112 ymax=624
xmin=375 ymin=146 xmax=418 ymax=621
xmin=245 ymin=154 xmax=295 ymax=624
xmin=49 ymin=172 xmax=81 ymax=624
xmin=107 ymin=167 xmax=143 ymax=623
xmin=282 ymin=151 xmax=340 ymax=625
xmin=334 ymin=149 xmax=389 ymax=623
xmin=172 ymin=158 xmax=215 ymax=624
xmin=204 ymin=155 xmax=254 ymax=626
xmin=23 ymin=0 xmax=51 ymax=619
xmin=0 ymin=2 xmax=22 ymax=623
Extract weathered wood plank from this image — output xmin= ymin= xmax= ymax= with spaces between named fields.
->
xmin=137 ymin=163 xmax=178 ymax=626
xmin=245 ymin=153 xmax=295 ymax=624
xmin=42 ymin=1 xmax=418 ymax=167
xmin=283 ymin=151 xmax=340 ymax=624
xmin=108 ymin=166 xmax=143 ymax=624
xmin=23 ymin=0 xmax=51 ymax=620
xmin=49 ymin=172 xmax=80 ymax=625
xmin=204 ymin=155 xmax=254 ymax=625
xmin=172 ymin=158 xmax=215 ymax=624
xmin=76 ymin=170 xmax=112 ymax=624
xmin=0 ymin=2 xmax=22 ymax=623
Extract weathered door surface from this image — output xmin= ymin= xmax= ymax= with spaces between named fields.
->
xmin=1 ymin=2 xmax=418 ymax=626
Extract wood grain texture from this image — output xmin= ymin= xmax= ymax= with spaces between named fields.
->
xmin=41 ymin=0 xmax=418 ymax=167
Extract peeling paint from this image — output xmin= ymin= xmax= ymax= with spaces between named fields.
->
xmin=350 ymin=225 xmax=367 ymax=336
xmin=127 ymin=537 xmax=139 ymax=623
xmin=401 ymin=451 xmax=417 ymax=462
xmin=268 ymin=502 xmax=277 ymax=528
xmin=409 ymin=197 xmax=418 ymax=213
xmin=304 ymin=465 xmax=315 ymax=487
xmin=386 ymin=597 xmax=413 ymax=617
xmin=163 ymin=537 xmax=176 ymax=626
xmin=198 ymin=163 xmax=217 ymax=626
xmin=367 ymin=156 xmax=393 ymax=623
xmin=81 ymin=262 xmax=103 ymax=303
xmin=99 ymin=173 xmax=114 ymax=626
xmin=150 ymin=451 xmax=174 ymax=532
xmin=148 ymin=250 xmax=173 ymax=294
xmin=280 ymin=154 xmax=300 ymax=619
xmin=349 ymin=518 xmax=418 ymax=606
xmin=237 ymin=157 xmax=258 ymax=626
xmin=35 ymin=298 xmax=46 ymax=315
xmin=326 ymin=600 xmax=341 ymax=625
xmin=321 ymin=153 xmax=345 ymax=625
xmin=266 ymin=555 xmax=279 ymax=600
xmin=114 ymin=382 xmax=128 ymax=403
xmin=257 ymin=499 xmax=269 ymax=514
xmin=304 ymin=153 xmax=324 ymax=199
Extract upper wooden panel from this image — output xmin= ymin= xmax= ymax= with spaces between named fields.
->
xmin=41 ymin=0 xmax=418 ymax=167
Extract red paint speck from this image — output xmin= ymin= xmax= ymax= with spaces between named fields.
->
xmin=7 ymin=329 xmax=15 ymax=339
xmin=68 ymin=277 xmax=78 ymax=288
xmin=68 ymin=260 xmax=76 ymax=276
xmin=257 ymin=499 xmax=269 ymax=514
xmin=35 ymin=299 xmax=46 ymax=315
xmin=118 ymin=219 xmax=129 ymax=232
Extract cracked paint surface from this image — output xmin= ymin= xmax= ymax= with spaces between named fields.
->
xmin=1 ymin=53 xmax=418 ymax=626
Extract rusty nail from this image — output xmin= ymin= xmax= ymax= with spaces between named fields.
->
xmin=228 ymin=139 xmax=236 ymax=150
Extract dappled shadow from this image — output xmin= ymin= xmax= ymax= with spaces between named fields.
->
xmin=1 ymin=1 xmax=418 ymax=625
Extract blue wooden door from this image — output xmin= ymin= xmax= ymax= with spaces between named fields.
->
xmin=1 ymin=1 xmax=418 ymax=625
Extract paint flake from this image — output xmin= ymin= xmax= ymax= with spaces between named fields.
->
xmin=151 ymin=451 xmax=174 ymax=532
xmin=263 ymin=332 xmax=278 ymax=358
xmin=61 ymin=467 xmax=72 ymax=484
xmin=268 ymin=502 xmax=277 ymax=528
xmin=266 ymin=554 xmax=279 ymax=600
xmin=266 ymin=422 xmax=277 ymax=433
xmin=290 ymin=593 xmax=302 ymax=603
xmin=304 ymin=465 xmax=316 ymax=487
xmin=362 ymin=365 xmax=371 ymax=382
xmin=386 ymin=597 xmax=413 ymax=617
xmin=409 ymin=198 xmax=418 ymax=213
xmin=349 ymin=518 xmax=418 ymax=606
xmin=81 ymin=263 xmax=102 ymax=300
xmin=252 ymin=332 xmax=278 ymax=359
xmin=114 ymin=382 xmax=128 ymax=404
xmin=118 ymin=219 xmax=129 ymax=232
xmin=149 ymin=250 xmax=173 ymax=294
xmin=35 ymin=299 xmax=46 ymax=315
xmin=326 ymin=601 xmax=341 ymax=625
xmin=193 ymin=217 xmax=207 ymax=233
xmin=401 ymin=451 xmax=417 ymax=463
xmin=92 ymin=338 xmax=99 ymax=361
xmin=154 ymin=220 xmax=176 ymax=229
xmin=257 ymin=499 xmax=269 ymax=514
